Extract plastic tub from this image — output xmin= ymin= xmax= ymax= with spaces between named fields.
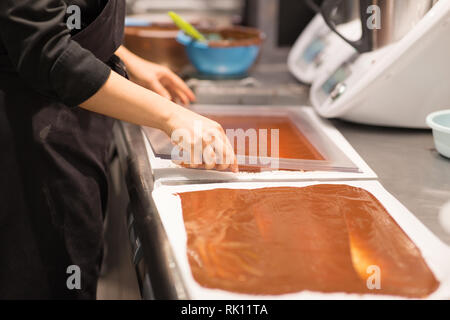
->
xmin=427 ymin=110 xmax=450 ymax=159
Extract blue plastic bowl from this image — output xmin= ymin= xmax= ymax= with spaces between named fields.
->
xmin=427 ymin=110 xmax=450 ymax=159
xmin=176 ymin=27 xmax=263 ymax=76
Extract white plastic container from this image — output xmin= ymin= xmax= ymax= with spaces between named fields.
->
xmin=142 ymin=105 xmax=377 ymax=184
xmin=427 ymin=110 xmax=450 ymax=159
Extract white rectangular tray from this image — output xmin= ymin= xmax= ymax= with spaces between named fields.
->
xmin=143 ymin=105 xmax=377 ymax=185
xmin=152 ymin=180 xmax=450 ymax=300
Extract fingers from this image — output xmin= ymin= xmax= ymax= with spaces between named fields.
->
xmin=175 ymin=132 xmax=237 ymax=172
xmin=170 ymin=74 xmax=196 ymax=102
xmin=213 ymin=135 xmax=236 ymax=172
xmin=201 ymin=128 xmax=218 ymax=170
xmin=202 ymin=126 xmax=237 ymax=172
xmin=211 ymin=137 xmax=228 ymax=171
xmin=148 ymin=79 xmax=172 ymax=101
xmin=152 ymin=75 xmax=194 ymax=106
xmin=131 ymin=61 xmax=195 ymax=103
xmin=172 ymin=133 xmax=201 ymax=169
xmin=202 ymin=144 xmax=217 ymax=170
xmin=167 ymin=87 xmax=191 ymax=106
xmin=224 ymin=135 xmax=239 ymax=173
xmin=163 ymin=71 xmax=196 ymax=103
xmin=168 ymin=112 xmax=237 ymax=172
xmin=214 ymin=123 xmax=238 ymax=173
xmin=150 ymin=77 xmax=190 ymax=106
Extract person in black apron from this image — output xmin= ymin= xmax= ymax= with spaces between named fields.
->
xmin=0 ymin=0 xmax=237 ymax=299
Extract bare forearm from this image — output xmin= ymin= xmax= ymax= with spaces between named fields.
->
xmin=80 ymin=70 xmax=178 ymax=134
xmin=115 ymin=46 xmax=137 ymax=67
xmin=79 ymin=69 xmax=238 ymax=172
xmin=114 ymin=45 xmax=196 ymax=105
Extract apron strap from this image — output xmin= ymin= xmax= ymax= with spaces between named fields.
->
xmin=72 ymin=0 xmax=126 ymax=62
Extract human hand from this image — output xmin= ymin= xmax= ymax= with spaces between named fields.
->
xmin=118 ymin=47 xmax=196 ymax=105
xmin=165 ymin=107 xmax=238 ymax=173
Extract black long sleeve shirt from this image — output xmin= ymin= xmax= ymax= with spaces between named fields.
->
xmin=0 ymin=0 xmax=112 ymax=106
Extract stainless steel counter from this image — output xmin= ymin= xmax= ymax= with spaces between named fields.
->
xmin=332 ymin=120 xmax=450 ymax=245
xmin=114 ymin=62 xmax=450 ymax=299
xmin=186 ymin=63 xmax=450 ymax=245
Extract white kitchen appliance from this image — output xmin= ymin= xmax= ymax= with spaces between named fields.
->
xmin=310 ymin=0 xmax=450 ymax=128
xmin=287 ymin=0 xmax=361 ymax=84
xmin=287 ymin=15 xmax=359 ymax=84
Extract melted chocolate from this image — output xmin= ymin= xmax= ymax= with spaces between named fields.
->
xmin=208 ymin=115 xmax=324 ymax=161
xmin=179 ymin=185 xmax=439 ymax=297
xmin=206 ymin=115 xmax=323 ymax=172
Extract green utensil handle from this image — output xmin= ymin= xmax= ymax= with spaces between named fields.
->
xmin=168 ymin=11 xmax=206 ymax=42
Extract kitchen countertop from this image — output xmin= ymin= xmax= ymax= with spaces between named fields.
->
xmin=113 ymin=61 xmax=450 ymax=299
xmin=332 ymin=120 xmax=450 ymax=245
xmin=185 ymin=62 xmax=450 ymax=245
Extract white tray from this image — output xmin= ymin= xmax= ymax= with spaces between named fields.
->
xmin=143 ymin=105 xmax=377 ymax=185
xmin=152 ymin=180 xmax=450 ymax=300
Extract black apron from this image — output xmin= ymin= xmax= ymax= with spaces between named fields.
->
xmin=0 ymin=0 xmax=126 ymax=299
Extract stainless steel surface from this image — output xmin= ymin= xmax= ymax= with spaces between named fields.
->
xmin=372 ymin=0 xmax=435 ymax=49
xmin=330 ymin=82 xmax=347 ymax=100
xmin=114 ymin=122 xmax=189 ymax=299
xmin=322 ymin=0 xmax=436 ymax=52
xmin=192 ymin=70 xmax=450 ymax=242
xmin=97 ymin=156 xmax=141 ymax=300
xmin=127 ymin=0 xmax=244 ymax=27
xmin=114 ymin=56 xmax=450 ymax=299
xmin=185 ymin=63 xmax=450 ymax=246
xmin=129 ymin=0 xmax=243 ymax=13
xmin=115 ymin=110 xmax=450 ymax=299
xmin=187 ymin=62 xmax=310 ymax=105
xmin=332 ymin=120 xmax=450 ymax=245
